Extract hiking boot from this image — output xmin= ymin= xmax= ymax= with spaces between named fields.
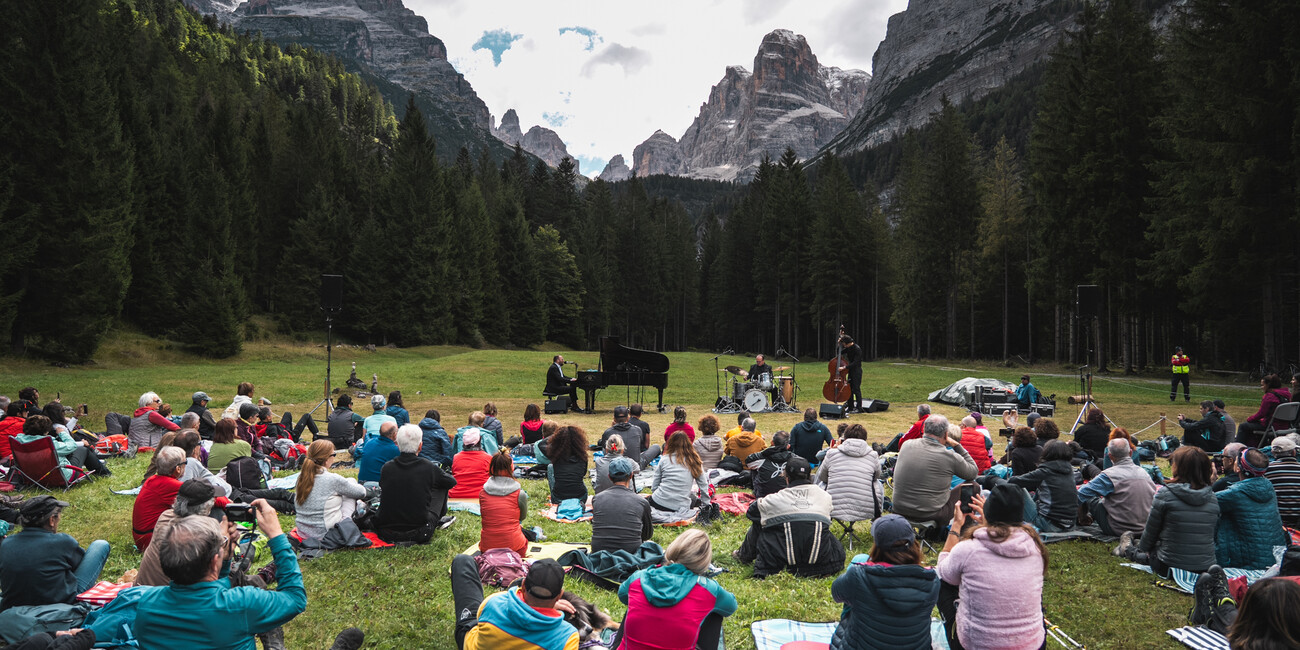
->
xmin=256 ymin=562 xmax=278 ymax=586
xmin=329 ymin=628 xmax=365 ymax=650
xmin=1191 ymin=567 xmax=1219 ymax=625
xmin=1207 ymin=565 xmax=1233 ymax=607
xmin=438 ymin=515 xmax=457 ymax=530
xmin=1113 ymin=531 xmax=1134 ymax=558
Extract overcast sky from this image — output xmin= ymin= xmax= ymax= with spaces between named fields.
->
xmin=404 ymin=0 xmax=909 ymax=177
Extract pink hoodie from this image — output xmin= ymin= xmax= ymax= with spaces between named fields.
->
xmin=936 ymin=527 xmax=1045 ymax=650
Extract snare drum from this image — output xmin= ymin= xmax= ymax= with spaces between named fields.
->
xmin=756 ymin=372 xmax=774 ymax=392
xmin=776 ymin=376 xmax=794 ymax=403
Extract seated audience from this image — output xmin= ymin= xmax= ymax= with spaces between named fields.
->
xmin=1116 ymin=446 xmax=1219 ymax=575
xmin=294 ymin=440 xmax=369 ymax=548
xmin=1214 ymin=442 xmax=1247 ymax=492
xmin=600 ymin=406 xmax=659 ymax=469
xmin=451 ymin=556 xmax=578 ymax=649
xmin=1178 ymin=400 xmax=1228 ymax=453
xmin=650 ymin=432 xmax=711 ymax=517
xmin=895 ymin=404 xmax=931 ymax=449
xmin=142 ymin=432 xmax=180 ymax=480
xmin=593 ymin=434 xmax=626 ymax=494
xmin=15 ymin=414 xmax=108 ymax=478
xmin=693 ymin=415 xmax=724 ymax=471
xmin=221 ymin=381 xmax=256 ymax=420
xmin=1226 ymin=577 xmax=1300 ymax=648
xmin=1102 ymin=427 xmax=1141 ymax=469
xmin=356 ymin=422 xmax=400 ymax=484
xmin=1265 ymin=435 xmax=1300 ymax=528
xmin=1006 ymin=439 xmax=1077 ymax=532
xmin=480 ymin=402 xmax=503 ymax=447
xmin=519 ymin=404 xmax=545 ymax=445
xmin=958 ymin=416 xmax=993 ymax=473
xmin=449 ymin=429 xmax=494 ymax=499
xmin=385 ymin=391 xmax=410 ymax=427
xmin=629 ymin=403 xmax=652 ymax=442
xmin=538 ymin=425 xmax=588 ymax=505
xmin=891 ymin=415 xmax=977 ymax=530
xmin=1214 ymin=400 xmax=1238 ymax=443
xmin=0 ymin=496 xmax=109 ymax=611
xmin=134 ymin=480 xmax=220 ymax=586
xmin=417 ymin=409 xmax=453 ymax=469
xmin=1033 ymin=417 xmax=1060 ymax=445
xmin=0 ymin=402 xmax=27 ymax=461
xmin=830 ymin=514 xmax=939 ymax=650
xmin=453 ymin=412 xmax=499 ymax=455
xmin=1216 ymin=447 xmax=1288 ymax=569
xmin=1072 ymin=408 xmax=1110 ymax=460
xmin=746 ymin=431 xmax=793 ymax=499
xmin=1077 ymin=438 xmax=1159 ymax=536
xmin=185 ymin=391 xmax=217 ymax=440
xmin=1004 ymin=426 xmax=1041 ymax=476
xmin=936 ymin=485 xmax=1047 ymax=650
xmin=723 ymin=418 xmax=765 ymax=462
xmin=1236 ymin=374 xmax=1292 ymax=446
xmin=235 ymin=403 xmax=263 ymax=452
xmin=788 ymin=408 xmax=833 ymax=465
xmin=132 ymin=447 xmax=187 ymax=550
xmin=325 ymin=394 xmax=364 ymax=450
xmin=734 ymin=457 xmax=845 ymax=579
xmin=15 ymin=387 xmax=40 ymax=418
xmin=130 ymin=391 xmax=180 ymax=452
xmin=613 ymin=530 xmax=736 ymax=649
xmin=590 ymin=457 xmax=652 ymax=554
xmin=206 ymin=419 xmax=252 ymax=472
xmin=354 ymin=395 xmax=396 ymax=457
xmin=375 ymin=424 xmax=457 ymax=544
xmin=478 ymin=452 xmax=528 ymax=556
xmin=817 ymin=423 xmax=883 ymax=525
xmin=664 ymin=406 xmax=696 ymax=443
xmin=175 ymin=429 xmax=230 ymax=497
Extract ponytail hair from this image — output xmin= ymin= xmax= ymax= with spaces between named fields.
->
xmin=295 ymin=440 xmax=336 ymax=505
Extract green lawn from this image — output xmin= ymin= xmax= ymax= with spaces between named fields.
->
xmin=2 ymin=335 xmax=1264 ymax=649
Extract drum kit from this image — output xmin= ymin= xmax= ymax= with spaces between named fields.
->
xmin=716 ymin=365 xmax=798 ymax=414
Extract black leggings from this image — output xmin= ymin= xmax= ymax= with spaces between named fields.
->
xmin=279 ymin=412 xmax=318 ymax=442
xmin=68 ymin=445 xmax=108 ymax=475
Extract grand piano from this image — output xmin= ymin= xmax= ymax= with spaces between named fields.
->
xmin=576 ymin=336 xmax=670 ymax=413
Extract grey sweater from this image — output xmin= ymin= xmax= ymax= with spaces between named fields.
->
xmin=591 ymin=485 xmax=653 ymax=554
xmin=694 ymin=434 xmax=725 ymax=471
xmin=294 ymin=471 xmax=368 ymax=541
xmin=891 ymin=436 xmax=977 ymax=521
xmin=650 ymin=453 xmax=711 ymax=511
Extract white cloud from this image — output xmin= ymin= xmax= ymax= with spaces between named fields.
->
xmin=404 ymin=0 xmax=908 ymax=177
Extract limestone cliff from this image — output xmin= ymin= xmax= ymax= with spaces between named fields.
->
xmin=598 ymin=155 xmax=632 ymax=182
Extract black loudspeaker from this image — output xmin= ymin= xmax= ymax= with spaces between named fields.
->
xmin=1076 ymin=284 xmax=1101 ymax=320
xmin=544 ymin=397 xmax=569 ymax=414
xmin=320 ymin=274 xmax=344 ymax=311
xmin=820 ymin=403 xmax=847 ymax=419
xmin=862 ymin=399 xmax=890 ymax=413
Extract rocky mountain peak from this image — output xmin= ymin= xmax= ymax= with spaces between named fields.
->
xmin=492 ymin=109 xmax=524 ymax=145
xmin=522 ymin=126 xmax=578 ymax=174
xmin=633 ymin=130 xmax=687 ymax=177
xmin=598 ymin=154 xmax=632 ymax=182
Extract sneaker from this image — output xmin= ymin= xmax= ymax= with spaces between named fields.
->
xmin=438 ymin=515 xmax=457 ymax=530
xmin=1113 ymin=531 xmax=1134 ymax=558
xmin=256 ymin=562 xmax=278 ymax=586
xmin=1191 ymin=566 xmax=1219 ymax=625
xmin=1206 ymin=565 xmax=1233 ymax=607
xmin=329 ymin=627 xmax=365 ymax=650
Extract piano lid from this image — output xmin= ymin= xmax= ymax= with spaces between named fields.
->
xmin=598 ymin=336 xmax=669 ymax=373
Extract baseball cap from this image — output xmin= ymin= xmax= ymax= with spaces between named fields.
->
xmin=177 ymin=479 xmax=216 ymax=506
xmin=784 ymin=456 xmax=811 ymax=481
xmin=20 ymin=495 xmax=68 ymax=526
xmin=192 ymin=391 xmax=211 ymax=404
xmin=462 ymin=428 xmax=481 ymax=447
xmin=613 ymin=405 xmax=629 ymax=418
xmin=607 ymin=457 xmax=636 ymax=482
xmin=1272 ymin=436 xmax=1297 ymax=454
xmin=870 ymin=514 xmax=916 ymax=549
xmin=1025 ymin=412 xmax=1042 ymax=427
xmin=523 ymin=559 xmax=565 ymax=600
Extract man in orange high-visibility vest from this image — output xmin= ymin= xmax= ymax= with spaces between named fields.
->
xmin=1171 ymin=346 xmax=1191 ymax=402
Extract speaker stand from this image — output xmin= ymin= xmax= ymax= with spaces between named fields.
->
xmin=307 ymin=310 xmax=339 ymax=419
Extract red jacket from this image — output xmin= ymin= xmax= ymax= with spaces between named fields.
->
xmin=900 ymin=414 xmax=930 ymax=448
xmin=960 ymin=427 xmax=992 ymax=473
xmin=479 ymin=484 xmax=528 ymax=556
xmin=0 ymin=416 xmax=25 ymax=458
xmin=132 ymin=474 xmax=182 ymax=550
xmin=448 ymin=450 xmax=492 ymax=499
xmin=1248 ymin=389 xmax=1293 ymax=425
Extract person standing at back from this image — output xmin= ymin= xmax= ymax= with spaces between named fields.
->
xmin=1170 ymin=346 xmax=1191 ymax=402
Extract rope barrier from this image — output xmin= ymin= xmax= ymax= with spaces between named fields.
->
xmin=1131 ymin=417 xmax=1169 ymax=436
xmin=1090 ymin=375 xmax=1259 ymax=405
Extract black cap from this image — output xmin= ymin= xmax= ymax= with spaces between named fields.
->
xmin=177 ymin=479 xmax=215 ymax=506
xmin=20 ymin=495 xmax=68 ymax=526
xmin=613 ymin=405 xmax=629 ymax=418
xmin=523 ymin=559 xmax=565 ymax=600
xmin=784 ymin=456 xmax=811 ymax=481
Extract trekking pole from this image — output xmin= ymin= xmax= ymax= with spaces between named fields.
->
xmin=1044 ymin=618 xmax=1085 ymax=649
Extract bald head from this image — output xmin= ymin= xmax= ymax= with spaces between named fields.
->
xmin=1107 ymin=438 xmax=1131 ymax=460
xmin=379 ymin=422 xmax=398 ymax=440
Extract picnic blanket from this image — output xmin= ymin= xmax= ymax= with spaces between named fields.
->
xmin=266 ymin=472 xmax=299 ymax=490
xmin=1122 ymin=545 xmax=1285 ymax=593
xmin=1167 ymin=626 xmax=1229 ymax=650
xmin=77 ymin=581 xmax=133 ymax=606
xmin=1039 ymin=525 xmax=1119 ymax=544
xmin=713 ymin=492 xmax=755 ymax=515
xmin=556 ymin=541 xmax=666 ymax=590
xmin=448 ymin=497 xmax=481 ymax=516
xmin=288 ymin=527 xmax=393 ymax=549
xmin=540 ymin=503 xmax=593 ymax=523
xmin=750 ymin=618 xmax=950 ymax=650
xmin=459 ymin=541 xmax=590 ymax=562
xmin=511 ymin=455 xmax=539 ymax=465
xmin=112 ymin=486 xmax=142 ymax=496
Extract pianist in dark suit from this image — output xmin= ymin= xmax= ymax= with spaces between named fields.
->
xmin=546 ymin=355 xmax=580 ymax=411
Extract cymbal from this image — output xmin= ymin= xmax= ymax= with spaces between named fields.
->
xmin=724 ymin=365 xmax=743 ymax=375
xmin=774 ymin=366 xmax=791 ymax=371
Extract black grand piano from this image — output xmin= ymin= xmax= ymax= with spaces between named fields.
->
xmin=576 ymin=336 xmax=669 ymax=413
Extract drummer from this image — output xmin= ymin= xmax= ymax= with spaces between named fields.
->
xmin=740 ymin=354 xmax=778 ymax=405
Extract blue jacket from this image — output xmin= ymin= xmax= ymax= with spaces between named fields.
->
xmin=385 ymin=405 xmax=410 ymax=427
xmin=830 ymin=558 xmax=939 ymax=650
xmin=463 ymin=587 xmax=578 ymax=650
xmin=134 ymin=534 xmax=306 ymax=649
xmin=417 ymin=418 xmax=453 ymax=468
xmin=357 ymin=436 xmax=400 ymax=483
xmin=1216 ymin=476 xmax=1288 ymax=569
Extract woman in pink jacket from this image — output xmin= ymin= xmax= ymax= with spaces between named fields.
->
xmin=935 ymin=484 xmax=1048 ymax=650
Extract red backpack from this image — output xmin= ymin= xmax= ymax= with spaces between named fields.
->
xmin=474 ymin=548 xmax=529 ymax=588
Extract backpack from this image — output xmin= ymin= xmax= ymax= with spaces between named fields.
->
xmin=96 ymin=434 xmax=129 ymax=456
xmin=475 ymin=548 xmax=529 ymax=588
xmin=226 ymin=456 xmax=268 ymax=490
xmin=269 ymin=439 xmax=307 ymax=469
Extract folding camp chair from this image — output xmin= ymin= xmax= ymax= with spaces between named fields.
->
xmin=1260 ymin=402 xmax=1299 ymax=447
xmin=9 ymin=437 xmax=92 ymax=492
xmin=833 ymin=518 xmax=867 ymax=550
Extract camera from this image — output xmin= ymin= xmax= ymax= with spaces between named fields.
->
xmin=225 ymin=504 xmax=257 ymax=523
xmin=998 ymin=427 xmax=1015 ymax=438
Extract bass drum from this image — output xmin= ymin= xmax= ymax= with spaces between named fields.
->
xmin=743 ymin=389 xmax=769 ymax=413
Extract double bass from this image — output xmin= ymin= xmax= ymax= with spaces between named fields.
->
xmin=823 ymin=336 xmax=851 ymax=403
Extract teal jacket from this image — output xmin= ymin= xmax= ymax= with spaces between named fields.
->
xmin=1215 ymin=476 xmax=1288 ymax=570
xmin=134 ymin=534 xmax=306 ymax=649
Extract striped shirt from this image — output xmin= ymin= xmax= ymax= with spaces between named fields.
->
xmin=1265 ymin=456 xmax=1300 ymax=528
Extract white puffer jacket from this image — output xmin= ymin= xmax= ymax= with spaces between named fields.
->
xmin=816 ymin=438 xmax=883 ymax=522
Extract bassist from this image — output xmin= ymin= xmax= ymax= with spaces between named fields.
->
xmin=840 ymin=335 xmax=863 ymax=412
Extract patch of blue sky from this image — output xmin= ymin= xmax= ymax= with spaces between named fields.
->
xmin=559 ymin=26 xmax=602 ymax=51
xmin=472 ymin=29 xmax=523 ymax=66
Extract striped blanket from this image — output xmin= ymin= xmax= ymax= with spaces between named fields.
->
xmin=1122 ymin=545 xmax=1285 ymax=593
xmin=1167 ymin=626 xmax=1229 ymax=650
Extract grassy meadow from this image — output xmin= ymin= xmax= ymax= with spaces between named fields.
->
xmin=0 ymin=333 xmax=1271 ymax=649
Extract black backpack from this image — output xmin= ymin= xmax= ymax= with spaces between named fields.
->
xmin=226 ymin=456 xmax=267 ymax=490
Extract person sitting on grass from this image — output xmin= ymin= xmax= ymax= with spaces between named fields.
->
xmin=207 ymin=419 xmax=252 ymax=472
xmin=650 ymin=432 xmax=712 ymax=521
xmin=175 ymin=429 xmax=230 ymax=497
xmin=829 ymin=514 xmax=939 ymax=650
xmin=788 ymin=408 xmax=833 ymax=465
xmin=186 ymin=391 xmax=217 ymax=440
xmin=1213 ymin=442 xmax=1248 ymax=492
xmin=1265 ymin=435 xmax=1300 ymax=528
xmin=958 ymin=416 xmax=993 ymax=473
xmin=449 ymin=429 xmax=494 ymax=500
xmin=220 ymin=381 xmax=256 ymax=420
xmin=385 ymin=391 xmax=410 ymax=427
xmin=134 ymin=480 xmax=221 ymax=587
xmin=894 ymin=404 xmax=932 ymax=450
xmin=601 ymin=406 xmax=659 ymax=469
xmin=538 ymin=425 xmax=589 ymax=506
xmin=324 ymin=394 xmax=364 ymax=450
xmin=294 ymin=440 xmax=369 ymax=549
xmin=1102 ymin=427 xmax=1141 ymax=469
xmin=480 ymin=402 xmax=503 ymax=448
xmin=724 ymin=411 xmax=759 ymax=440
xmin=0 ymin=401 xmax=27 ymax=462
xmin=356 ymin=422 xmax=400 ymax=485
xmin=746 ymin=430 xmax=793 ymax=499
xmin=1178 ymin=400 xmax=1228 ymax=453
xmin=1077 ymin=438 xmax=1158 ymax=537
xmin=733 ymin=457 xmax=845 ymax=579
xmin=417 ymin=409 xmax=453 ymax=470
xmin=519 ymin=404 xmax=545 ymax=445
xmin=16 ymin=414 xmax=108 ymax=479
xmin=723 ymin=418 xmax=765 ymax=463
xmin=375 ymin=424 xmax=457 ymax=544
xmin=593 ymin=434 xmax=626 ymax=495
xmin=0 ymin=496 xmax=109 ymax=612
xmin=664 ymin=406 xmax=696 ymax=442
xmin=132 ymin=447 xmax=187 ymax=551
xmin=352 ymin=395 xmax=396 ymax=459
xmin=590 ymin=457 xmax=652 ymax=554
xmin=1192 ymin=571 xmax=1300 ymax=645
xmin=936 ymin=485 xmax=1047 ymax=650
xmin=477 ymin=451 xmax=528 ymax=557
xmin=1001 ymin=426 xmax=1041 ymax=476
xmin=693 ymin=414 xmax=725 ymax=471
xmin=451 ymin=556 xmax=578 ymax=650
xmin=130 ymin=392 xmax=181 ymax=452
xmin=891 ymin=415 xmax=978 ymax=532
xmin=817 ymin=423 xmax=883 ymax=527
xmin=1215 ymin=447 xmax=1288 ymax=570
xmin=1003 ymin=439 xmax=1077 ymax=533
xmin=612 ymin=529 xmax=736 ymax=649
xmin=1115 ymin=446 xmax=1219 ymax=576
xmin=454 ymin=412 xmax=500 ymax=455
